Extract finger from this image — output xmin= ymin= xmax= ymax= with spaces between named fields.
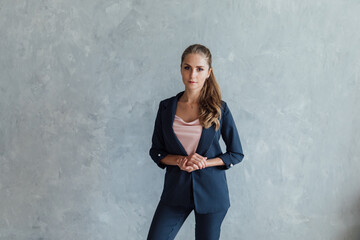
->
xmin=185 ymin=158 xmax=201 ymax=168
xmin=201 ymin=160 xmax=206 ymax=168
xmin=194 ymin=153 xmax=207 ymax=161
xmin=185 ymin=166 xmax=194 ymax=172
xmin=194 ymin=155 xmax=207 ymax=163
xmin=192 ymin=164 xmax=199 ymax=170
xmin=197 ymin=161 xmax=205 ymax=169
xmin=181 ymin=164 xmax=190 ymax=172
xmin=191 ymin=154 xmax=202 ymax=160
xmin=183 ymin=163 xmax=195 ymax=172
xmin=195 ymin=159 xmax=206 ymax=169
xmin=203 ymin=158 xmax=207 ymax=168
xmin=181 ymin=160 xmax=188 ymax=169
xmin=192 ymin=154 xmax=204 ymax=162
xmin=193 ymin=157 xmax=205 ymax=168
xmin=186 ymin=159 xmax=202 ymax=169
xmin=201 ymin=156 xmax=207 ymax=168
xmin=177 ymin=157 xmax=183 ymax=166
xmin=194 ymin=157 xmax=206 ymax=169
xmin=180 ymin=159 xmax=188 ymax=169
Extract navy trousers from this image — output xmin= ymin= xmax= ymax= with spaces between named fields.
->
xmin=147 ymin=201 xmax=228 ymax=240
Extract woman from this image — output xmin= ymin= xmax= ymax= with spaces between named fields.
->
xmin=147 ymin=44 xmax=244 ymax=240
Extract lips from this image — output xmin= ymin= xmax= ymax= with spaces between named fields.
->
xmin=189 ymin=81 xmax=196 ymax=83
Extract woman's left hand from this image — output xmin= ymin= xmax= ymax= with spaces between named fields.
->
xmin=177 ymin=157 xmax=197 ymax=173
xmin=184 ymin=153 xmax=207 ymax=170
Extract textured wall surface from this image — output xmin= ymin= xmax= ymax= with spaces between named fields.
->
xmin=1 ymin=0 xmax=360 ymax=239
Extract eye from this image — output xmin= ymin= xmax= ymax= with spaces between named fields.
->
xmin=197 ymin=68 xmax=204 ymax=71
xmin=184 ymin=66 xmax=190 ymax=70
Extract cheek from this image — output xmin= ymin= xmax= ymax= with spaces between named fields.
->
xmin=180 ymin=70 xmax=186 ymax=78
xmin=200 ymin=72 xmax=209 ymax=80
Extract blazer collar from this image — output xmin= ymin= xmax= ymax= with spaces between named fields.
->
xmin=163 ymin=91 xmax=216 ymax=156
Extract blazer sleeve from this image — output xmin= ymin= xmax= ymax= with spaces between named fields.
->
xmin=149 ymin=101 xmax=169 ymax=169
xmin=218 ymin=101 xmax=245 ymax=170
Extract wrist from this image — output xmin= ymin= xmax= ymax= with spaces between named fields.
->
xmin=176 ymin=155 xmax=185 ymax=167
xmin=206 ymin=157 xmax=225 ymax=167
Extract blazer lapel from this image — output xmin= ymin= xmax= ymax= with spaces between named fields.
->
xmin=163 ymin=91 xmax=217 ymax=157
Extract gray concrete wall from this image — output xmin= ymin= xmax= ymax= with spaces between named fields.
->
xmin=1 ymin=0 xmax=360 ymax=239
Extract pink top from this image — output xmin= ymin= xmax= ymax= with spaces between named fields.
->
xmin=173 ymin=115 xmax=202 ymax=155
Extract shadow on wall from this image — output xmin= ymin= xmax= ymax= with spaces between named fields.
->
xmin=341 ymin=226 xmax=360 ymax=240
xmin=340 ymin=196 xmax=360 ymax=240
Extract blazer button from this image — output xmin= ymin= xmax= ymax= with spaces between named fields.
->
xmin=158 ymin=153 xmax=161 ymax=157
xmin=230 ymin=163 xmax=233 ymax=167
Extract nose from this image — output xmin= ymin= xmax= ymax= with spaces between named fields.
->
xmin=190 ymin=69 xmax=197 ymax=78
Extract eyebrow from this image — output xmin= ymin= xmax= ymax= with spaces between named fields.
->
xmin=183 ymin=63 xmax=205 ymax=68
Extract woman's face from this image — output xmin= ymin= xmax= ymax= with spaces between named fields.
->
xmin=180 ymin=53 xmax=212 ymax=91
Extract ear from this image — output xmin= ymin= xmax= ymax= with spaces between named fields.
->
xmin=207 ymin=68 xmax=212 ymax=79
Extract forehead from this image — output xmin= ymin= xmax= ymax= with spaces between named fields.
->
xmin=182 ymin=53 xmax=209 ymax=67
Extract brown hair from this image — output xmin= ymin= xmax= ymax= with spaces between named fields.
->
xmin=180 ymin=44 xmax=222 ymax=130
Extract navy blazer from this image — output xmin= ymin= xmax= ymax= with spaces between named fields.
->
xmin=149 ymin=91 xmax=244 ymax=213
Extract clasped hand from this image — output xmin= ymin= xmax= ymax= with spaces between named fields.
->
xmin=177 ymin=153 xmax=207 ymax=173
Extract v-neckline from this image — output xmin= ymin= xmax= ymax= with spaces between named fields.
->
xmin=167 ymin=91 xmax=217 ymax=157
xmin=175 ymin=114 xmax=199 ymax=124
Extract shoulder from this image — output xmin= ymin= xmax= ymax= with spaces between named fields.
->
xmin=220 ymin=100 xmax=234 ymax=122
xmin=220 ymin=100 xmax=229 ymax=114
xmin=158 ymin=91 xmax=182 ymax=109
xmin=156 ymin=96 xmax=174 ymax=112
xmin=160 ymin=95 xmax=175 ymax=106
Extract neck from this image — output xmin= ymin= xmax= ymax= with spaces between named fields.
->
xmin=181 ymin=89 xmax=201 ymax=103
